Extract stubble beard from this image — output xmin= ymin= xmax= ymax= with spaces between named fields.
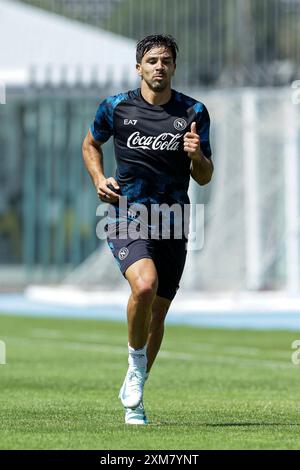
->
xmin=144 ymin=76 xmax=169 ymax=92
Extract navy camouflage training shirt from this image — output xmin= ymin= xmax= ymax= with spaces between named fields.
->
xmin=90 ymin=88 xmax=212 ymax=210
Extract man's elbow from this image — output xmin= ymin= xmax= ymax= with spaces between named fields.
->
xmin=197 ymin=173 xmax=213 ymax=186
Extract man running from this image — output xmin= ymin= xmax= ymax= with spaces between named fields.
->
xmin=82 ymin=34 xmax=213 ymax=425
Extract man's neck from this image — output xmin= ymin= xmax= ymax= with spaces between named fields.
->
xmin=140 ymin=82 xmax=172 ymax=106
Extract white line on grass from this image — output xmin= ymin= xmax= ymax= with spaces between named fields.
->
xmin=29 ymin=329 xmax=288 ymax=358
xmin=4 ymin=336 xmax=193 ymax=361
xmin=32 ymin=330 xmax=299 ymax=362
xmin=30 ymin=328 xmax=64 ymax=338
xmin=30 ymin=329 xmax=126 ymax=344
xmin=3 ymin=335 xmax=295 ymax=369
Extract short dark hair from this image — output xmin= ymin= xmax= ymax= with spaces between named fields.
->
xmin=136 ymin=34 xmax=178 ymax=64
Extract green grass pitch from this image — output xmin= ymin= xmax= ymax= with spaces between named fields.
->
xmin=0 ymin=313 xmax=300 ymax=450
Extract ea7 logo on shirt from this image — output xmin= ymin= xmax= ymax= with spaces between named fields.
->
xmin=173 ymin=118 xmax=187 ymax=130
xmin=124 ymin=119 xmax=137 ymax=125
xmin=118 ymin=247 xmax=129 ymax=260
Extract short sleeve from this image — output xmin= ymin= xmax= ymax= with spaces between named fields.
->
xmin=195 ymin=104 xmax=212 ymax=158
xmin=90 ymin=98 xmax=113 ymax=143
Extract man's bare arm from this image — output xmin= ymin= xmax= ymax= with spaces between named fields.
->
xmin=190 ymin=154 xmax=214 ymax=186
xmin=82 ymin=130 xmax=120 ymax=202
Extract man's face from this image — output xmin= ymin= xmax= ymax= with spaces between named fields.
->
xmin=136 ymin=46 xmax=176 ymax=92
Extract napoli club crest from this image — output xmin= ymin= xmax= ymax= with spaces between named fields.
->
xmin=173 ymin=118 xmax=187 ymax=130
xmin=118 ymin=247 xmax=129 ymax=260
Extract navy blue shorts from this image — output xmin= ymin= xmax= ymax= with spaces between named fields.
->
xmin=106 ymin=233 xmax=188 ymax=301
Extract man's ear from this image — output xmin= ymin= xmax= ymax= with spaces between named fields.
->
xmin=136 ymin=63 xmax=142 ymax=76
xmin=172 ymin=63 xmax=176 ymax=76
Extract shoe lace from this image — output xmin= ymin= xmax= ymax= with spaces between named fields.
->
xmin=127 ymin=369 xmax=144 ymax=394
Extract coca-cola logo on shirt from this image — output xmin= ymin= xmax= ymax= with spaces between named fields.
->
xmin=127 ymin=131 xmax=181 ymax=151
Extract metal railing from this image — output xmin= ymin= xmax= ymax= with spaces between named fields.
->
xmin=0 ymin=83 xmax=116 ymax=282
xmin=18 ymin=0 xmax=300 ymax=86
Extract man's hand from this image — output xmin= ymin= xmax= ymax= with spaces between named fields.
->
xmin=184 ymin=121 xmax=214 ymax=185
xmin=183 ymin=121 xmax=203 ymax=161
xmin=96 ymin=177 xmax=121 ymax=203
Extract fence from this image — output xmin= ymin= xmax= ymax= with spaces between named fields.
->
xmin=18 ymin=0 xmax=300 ymax=87
xmin=0 ymin=84 xmax=115 ymax=284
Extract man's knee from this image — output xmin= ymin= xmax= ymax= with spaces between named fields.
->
xmin=131 ymin=275 xmax=158 ymax=303
xmin=126 ymin=259 xmax=158 ymax=304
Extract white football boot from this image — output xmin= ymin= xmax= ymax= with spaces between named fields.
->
xmin=118 ymin=366 xmax=146 ymax=409
xmin=125 ymin=401 xmax=149 ymax=425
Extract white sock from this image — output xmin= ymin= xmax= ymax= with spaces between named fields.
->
xmin=128 ymin=343 xmax=147 ymax=369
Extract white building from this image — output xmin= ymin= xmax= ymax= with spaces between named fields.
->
xmin=0 ymin=0 xmax=138 ymax=87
